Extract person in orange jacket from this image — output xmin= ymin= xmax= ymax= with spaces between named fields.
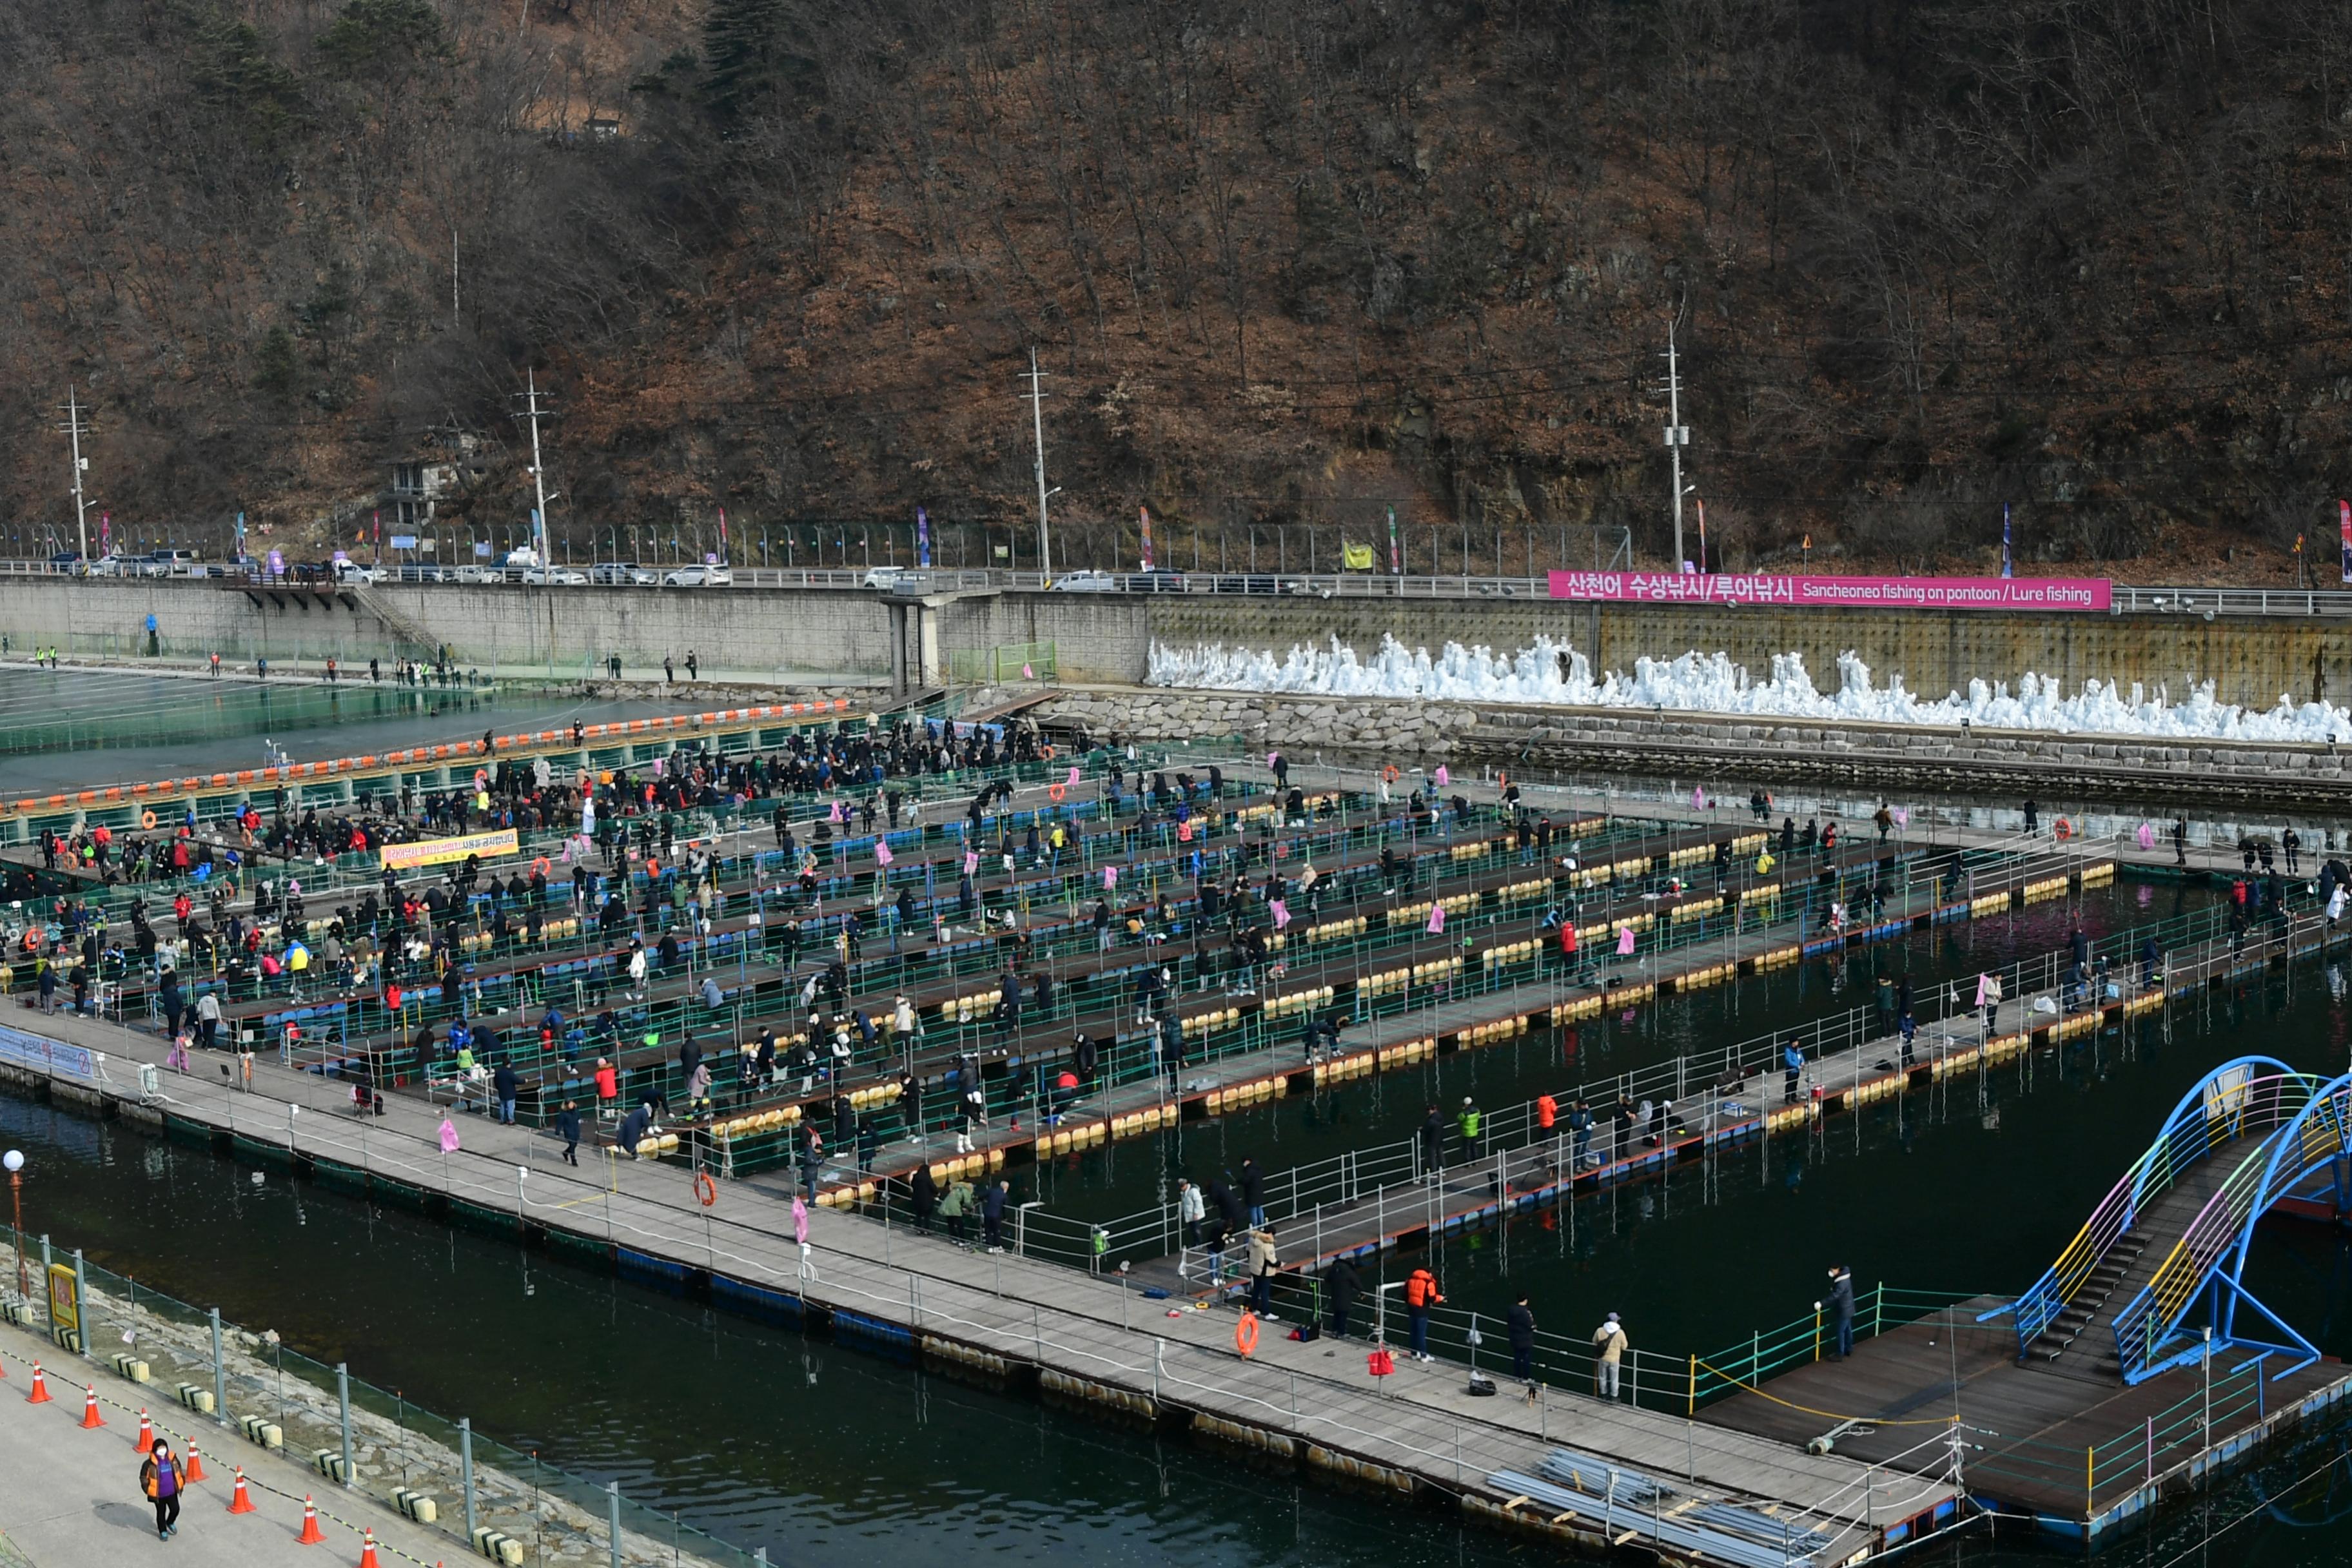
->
xmin=1405 ymin=1266 xmax=1444 ymax=1362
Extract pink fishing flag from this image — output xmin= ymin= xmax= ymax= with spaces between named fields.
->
xmin=963 ymin=850 xmax=980 ymax=875
xmin=1104 ymin=866 xmax=1118 ymax=890
xmin=828 ymin=801 xmax=844 ymax=823
xmin=1270 ymin=899 xmax=1291 ymax=929
xmin=1434 ymin=765 xmax=1450 ymax=787
xmin=1616 ymin=925 xmax=1636 ymax=956
xmin=1427 ymin=905 xmax=1446 ymax=934
xmin=2136 ymin=822 xmax=2155 ymax=849
xmin=438 ymin=1119 xmax=461 ymax=1153
xmin=875 ymin=842 xmax=894 ymax=866
xmin=1066 ymin=766 xmax=1081 ymax=787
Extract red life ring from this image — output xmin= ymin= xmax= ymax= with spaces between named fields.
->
xmin=693 ymin=1171 xmax=718 ymax=1208
xmin=1041 ymin=745 xmax=1057 ymax=760
xmin=1235 ymin=1310 xmax=1260 ymax=1357
xmin=2053 ymin=818 xmax=2073 ymax=841
xmin=1048 ymin=784 xmax=1067 ymax=803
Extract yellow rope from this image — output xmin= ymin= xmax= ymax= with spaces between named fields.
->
xmin=1694 ymin=1360 xmax=1963 ymax=1427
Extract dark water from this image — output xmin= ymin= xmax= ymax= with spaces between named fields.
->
xmin=1 ymin=889 xmax=2347 ymax=1567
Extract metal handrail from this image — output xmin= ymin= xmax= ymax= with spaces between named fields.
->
xmin=2008 ymin=1055 xmax=2298 ymax=1351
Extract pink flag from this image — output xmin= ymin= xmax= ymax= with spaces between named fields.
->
xmin=1434 ymin=765 xmax=1450 ymax=787
xmin=1023 ymin=663 xmax=1034 ymax=680
xmin=1892 ymin=807 xmax=1910 ymax=827
xmin=2136 ymin=822 xmax=2155 ymax=849
xmin=1616 ymin=925 xmax=1636 ymax=956
xmin=1427 ymin=905 xmax=1446 ymax=934
xmin=1692 ymin=787 xmax=1706 ymax=810
xmin=1270 ymin=899 xmax=1291 ymax=929
xmin=964 ymin=850 xmax=980 ymax=875
xmin=438 ymin=1119 xmax=461 ymax=1153
xmin=875 ymin=841 xmax=894 ymax=866
xmin=1104 ymin=866 xmax=1118 ymax=890
xmin=1267 ymin=751 xmax=1279 ymax=768
xmin=828 ymin=801 xmax=844 ymax=823
xmin=1066 ymin=766 xmax=1081 ymax=787
xmin=1177 ymin=819 xmax=1194 ymax=842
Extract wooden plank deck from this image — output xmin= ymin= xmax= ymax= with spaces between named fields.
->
xmin=1701 ymin=1302 xmax=2352 ymax=1535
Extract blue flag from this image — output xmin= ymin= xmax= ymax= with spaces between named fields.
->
xmin=2001 ymin=504 xmax=2014 ymax=579
xmin=917 ymin=507 xmax=931 ymax=568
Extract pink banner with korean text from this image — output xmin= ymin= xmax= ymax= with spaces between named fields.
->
xmin=1546 ymin=571 xmax=2112 ymax=612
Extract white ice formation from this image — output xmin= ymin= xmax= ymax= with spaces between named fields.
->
xmin=1146 ymin=635 xmax=2352 ymax=742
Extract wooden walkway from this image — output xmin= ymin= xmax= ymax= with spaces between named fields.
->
xmin=0 ymin=1003 xmax=1959 ymax=1568
xmin=1702 ymin=1300 xmax=2352 ymax=1539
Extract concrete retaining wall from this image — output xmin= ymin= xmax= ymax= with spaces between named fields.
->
xmin=5 ymin=580 xmax=2351 ymax=708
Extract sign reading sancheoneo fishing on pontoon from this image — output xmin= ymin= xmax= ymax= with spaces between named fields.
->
xmin=1546 ymin=572 xmax=2113 ymax=612
xmin=378 ymin=827 xmax=521 ymax=871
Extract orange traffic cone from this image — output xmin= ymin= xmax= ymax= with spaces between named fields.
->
xmin=133 ymin=1407 xmax=153 ymax=1451
xmin=24 ymin=1362 xmax=48 ymax=1403
xmin=183 ymin=1442 xmax=207 ymax=1483
xmin=228 ymin=1467 xmax=257 ymax=1514
xmin=79 ymin=1386 xmax=104 ymax=1428
xmin=297 ymin=1494 xmax=326 ymax=1545
xmin=357 ymin=1526 xmax=380 ymax=1568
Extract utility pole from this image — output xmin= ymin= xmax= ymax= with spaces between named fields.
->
xmin=1024 ymin=348 xmax=1055 ymax=578
xmin=1660 ymin=313 xmax=1691 ymax=569
xmin=58 ymin=387 xmax=92 ymax=563
xmin=516 ymin=371 xmax=557 ymax=564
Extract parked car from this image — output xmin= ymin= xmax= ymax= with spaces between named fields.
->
xmin=863 ymin=565 xmax=925 ymax=590
xmin=591 ymin=562 xmax=658 ymax=586
xmin=453 ymin=564 xmax=493 ymax=583
xmin=523 ymin=566 xmax=589 ymax=585
xmin=46 ymin=551 xmax=82 ymax=573
xmin=331 ymin=560 xmax=383 ymax=584
xmin=151 ymin=549 xmax=203 ymax=575
xmin=663 ymin=565 xmax=734 ymax=587
xmin=1050 ymin=570 xmax=1120 ymax=593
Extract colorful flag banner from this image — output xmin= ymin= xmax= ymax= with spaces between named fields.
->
xmin=1139 ymin=505 xmax=1154 ymax=571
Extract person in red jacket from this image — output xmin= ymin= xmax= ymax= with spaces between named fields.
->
xmin=1405 ymin=1266 xmax=1444 ymax=1362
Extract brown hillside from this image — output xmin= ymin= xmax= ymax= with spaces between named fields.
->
xmin=3 ymin=0 xmax=2349 ymax=580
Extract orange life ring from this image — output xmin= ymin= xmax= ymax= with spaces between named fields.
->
xmin=140 ymin=810 xmax=157 ymax=830
xmin=1048 ymin=784 xmax=1066 ymax=803
xmin=693 ymin=1171 xmax=718 ymax=1208
xmin=1235 ymin=1309 xmax=1260 ymax=1357
xmin=2053 ymin=818 xmax=2073 ymax=841
xmin=1041 ymin=745 xmax=1056 ymax=761
xmin=531 ymin=858 xmax=552 ymax=877
xmin=1381 ymin=765 xmax=1400 ymax=783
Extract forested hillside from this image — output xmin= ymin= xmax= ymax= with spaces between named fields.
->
xmin=4 ymin=0 xmax=2351 ymax=572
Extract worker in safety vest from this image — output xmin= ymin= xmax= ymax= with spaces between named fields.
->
xmin=1405 ymin=1267 xmax=1444 ymax=1362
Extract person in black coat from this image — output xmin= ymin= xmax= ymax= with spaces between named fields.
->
xmin=1325 ymin=1254 xmax=1361 ymax=1340
xmin=1507 ymin=1293 xmax=1537 ymax=1384
xmin=910 ymin=1163 xmax=939 ymax=1230
xmin=1240 ymin=1157 xmax=1266 ymax=1226
xmin=981 ymin=1178 xmax=1010 ymax=1252
xmin=554 ymin=1101 xmax=582 ymax=1166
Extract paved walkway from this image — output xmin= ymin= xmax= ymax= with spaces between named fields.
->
xmin=0 ymin=1314 xmax=453 ymax=1567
